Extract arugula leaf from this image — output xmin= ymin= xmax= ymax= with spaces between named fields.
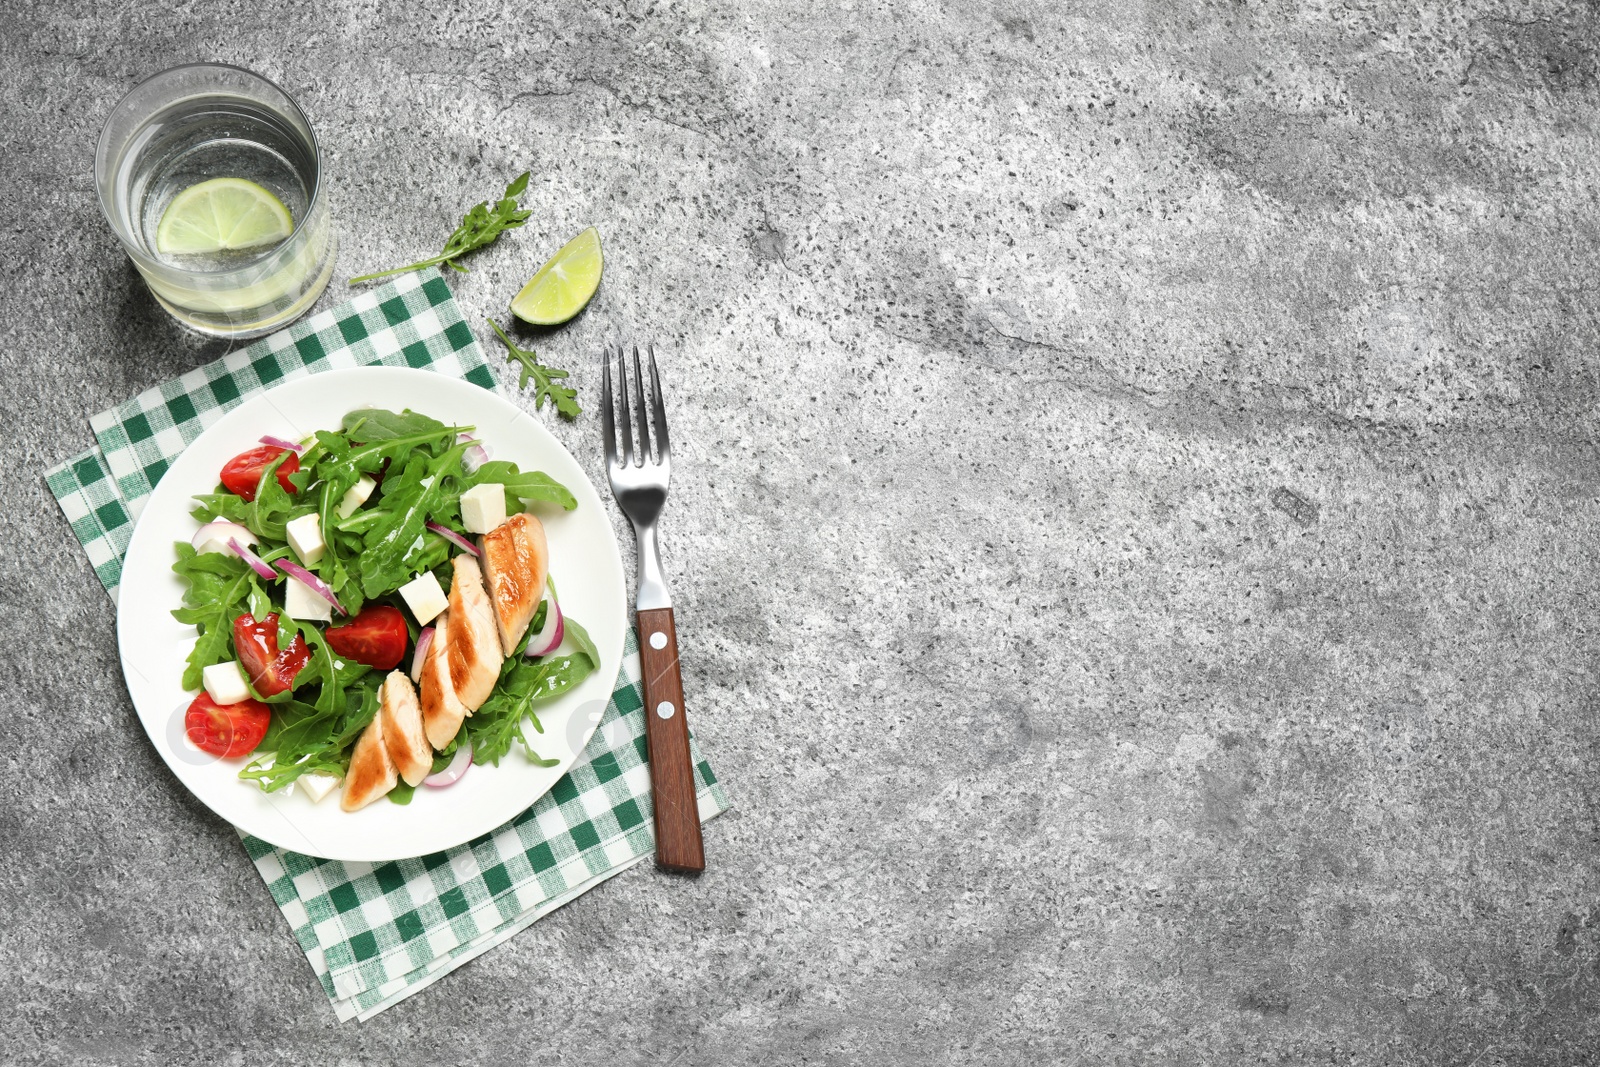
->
xmin=249 ymin=450 xmax=300 ymax=541
xmin=349 ymin=172 xmax=533 ymax=284
xmin=467 ymin=615 xmax=600 ymax=766
xmin=246 ymin=582 xmax=274 ymax=621
xmin=333 ymin=508 xmax=392 ymax=535
xmin=317 ymin=429 xmax=365 ymax=497
xmin=355 ymin=442 xmax=471 ymax=598
xmin=192 ymin=492 xmax=253 ymax=527
xmin=241 ymin=676 xmax=382 ymax=792
xmin=388 ymin=782 xmax=417 ymax=805
xmin=315 ymin=480 xmax=364 ymax=617
xmin=257 ymin=700 xmax=339 ymax=757
xmin=466 ymin=459 xmax=577 ymax=513
xmin=257 ymin=699 xmax=310 ymax=751
xmin=562 ymin=616 xmax=600 ymax=667
xmin=340 ymin=408 xmax=453 ymax=442
xmin=311 ymin=418 xmax=466 ymax=516
xmin=171 ymin=543 xmax=258 ymax=690
xmin=238 ymin=751 xmax=348 ymax=793
xmin=488 ymin=318 xmax=580 ymax=420
xmin=287 ymin=617 xmax=374 ymax=714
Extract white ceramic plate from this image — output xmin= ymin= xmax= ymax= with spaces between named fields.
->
xmin=117 ymin=368 xmax=626 ymax=862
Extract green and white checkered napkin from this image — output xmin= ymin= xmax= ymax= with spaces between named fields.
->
xmin=43 ymin=271 xmax=729 ymax=1021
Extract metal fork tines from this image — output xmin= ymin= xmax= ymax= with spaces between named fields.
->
xmin=601 ymin=343 xmax=673 ymax=611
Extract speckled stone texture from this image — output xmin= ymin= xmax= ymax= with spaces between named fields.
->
xmin=4 ymin=0 xmax=1600 ymax=1063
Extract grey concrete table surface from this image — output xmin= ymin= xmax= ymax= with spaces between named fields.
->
xmin=3 ymin=1 xmax=1598 ymax=1064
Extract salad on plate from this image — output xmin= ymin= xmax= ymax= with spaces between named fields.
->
xmin=170 ymin=406 xmax=599 ymax=812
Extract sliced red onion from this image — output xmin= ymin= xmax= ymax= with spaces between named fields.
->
xmin=259 ymin=434 xmax=306 ymax=454
xmin=524 ymin=585 xmax=564 ymax=657
xmin=229 ymin=538 xmax=279 ymax=581
xmin=409 ymin=626 xmax=434 ymax=684
xmin=458 ymin=433 xmax=491 ymax=474
xmin=423 ymin=745 xmax=472 ymax=788
xmin=193 ymin=520 xmax=256 ymax=553
xmin=426 ymin=520 xmax=481 ymax=557
xmin=274 ymin=558 xmax=346 ymax=615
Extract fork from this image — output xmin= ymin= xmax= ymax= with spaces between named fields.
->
xmin=601 ymin=343 xmax=706 ymax=873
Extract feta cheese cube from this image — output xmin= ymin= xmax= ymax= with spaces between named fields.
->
xmin=460 ymin=483 xmax=507 ymax=535
xmin=335 ymin=474 xmax=377 ymax=519
xmin=298 ymin=772 xmax=341 ymax=804
xmin=202 ymin=661 xmax=252 ymax=705
xmin=196 ymin=523 xmax=256 ymax=556
xmin=399 ymin=571 xmax=449 ymax=624
xmin=284 ymin=575 xmax=333 ymax=622
xmin=285 ymin=513 xmax=326 ymax=565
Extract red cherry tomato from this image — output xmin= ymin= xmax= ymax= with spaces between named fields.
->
xmin=325 ymin=605 xmax=409 ymax=670
xmin=232 ymin=612 xmax=311 ymax=696
xmin=220 ymin=446 xmax=300 ymax=502
xmin=185 ymin=692 xmax=271 ymax=758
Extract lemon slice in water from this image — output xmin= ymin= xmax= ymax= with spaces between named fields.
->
xmin=511 ymin=227 xmax=603 ymax=325
xmin=155 ymin=177 xmax=294 ymax=256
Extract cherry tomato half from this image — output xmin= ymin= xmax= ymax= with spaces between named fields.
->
xmin=325 ymin=605 xmax=409 ymax=670
xmin=185 ymin=692 xmax=271 ymax=758
xmin=233 ymin=612 xmax=311 ymax=697
xmin=220 ymin=446 xmax=300 ymax=502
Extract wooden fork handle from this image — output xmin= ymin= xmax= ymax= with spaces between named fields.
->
xmin=635 ymin=607 xmax=706 ymax=873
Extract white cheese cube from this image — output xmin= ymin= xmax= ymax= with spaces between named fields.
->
xmin=196 ymin=523 xmax=256 ymax=556
xmin=284 ymin=575 xmax=333 ymax=622
xmin=399 ymin=571 xmax=449 ymax=624
xmin=460 ymin=483 xmax=507 ymax=535
xmin=335 ymin=475 xmax=377 ymax=519
xmin=202 ymin=661 xmax=252 ymax=705
xmin=285 ymin=513 xmax=326 ymax=565
xmin=298 ymin=772 xmax=340 ymax=804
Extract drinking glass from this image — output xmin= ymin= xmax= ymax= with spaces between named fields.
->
xmin=95 ymin=64 xmax=336 ymax=339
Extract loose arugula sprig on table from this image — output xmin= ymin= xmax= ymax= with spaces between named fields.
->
xmin=176 ymin=405 xmax=597 ymax=798
xmin=349 ymin=172 xmax=534 ymax=284
xmin=345 ymin=166 xmax=596 ymax=419
xmin=488 ymin=317 xmax=581 ymax=420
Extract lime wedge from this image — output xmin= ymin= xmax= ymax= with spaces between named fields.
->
xmin=155 ymin=178 xmax=294 ymax=256
xmin=511 ymin=227 xmax=603 ymax=325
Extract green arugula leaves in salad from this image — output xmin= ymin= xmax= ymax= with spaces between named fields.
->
xmin=170 ymin=406 xmax=596 ymax=798
xmin=468 ymin=617 xmax=600 ymax=767
xmin=249 ymin=450 xmax=299 ymax=541
xmin=171 ymin=544 xmax=260 ymax=690
xmin=241 ymin=683 xmax=381 ymax=792
xmin=466 ymin=459 xmax=577 ymax=513
xmin=353 ymin=441 xmax=473 ymax=599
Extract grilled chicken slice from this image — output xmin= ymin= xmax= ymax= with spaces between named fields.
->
xmin=420 ymin=610 xmax=469 ymax=750
xmin=447 ymin=554 xmax=503 ymax=711
xmin=380 ymin=670 xmax=432 ymax=787
xmin=479 ymin=513 xmax=550 ymax=656
xmin=341 ymin=708 xmax=397 ymax=811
